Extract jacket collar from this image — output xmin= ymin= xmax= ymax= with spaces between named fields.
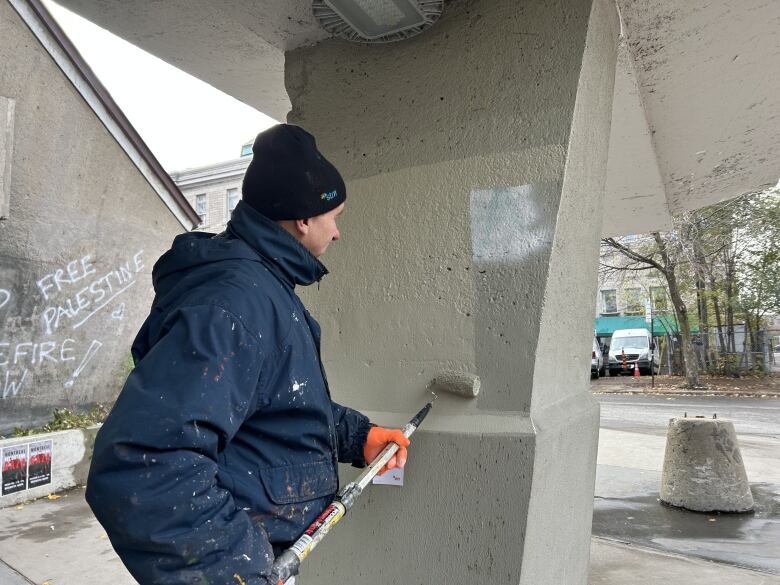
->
xmin=227 ymin=201 xmax=328 ymax=288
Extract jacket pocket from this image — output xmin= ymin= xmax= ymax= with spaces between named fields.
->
xmin=258 ymin=459 xmax=337 ymax=505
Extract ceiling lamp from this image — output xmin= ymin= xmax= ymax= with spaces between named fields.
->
xmin=312 ymin=0 xmax=443 ymax=43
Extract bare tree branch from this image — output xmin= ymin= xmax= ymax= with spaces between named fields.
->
xmin=601 ymin=237 xmax=666 ymax=273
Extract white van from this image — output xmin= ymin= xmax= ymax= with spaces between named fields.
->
xmin=608 ymin=328 xmax=659 ymax=376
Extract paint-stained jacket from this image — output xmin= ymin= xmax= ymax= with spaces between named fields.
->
xmin=86 ymin=200 xmax=371 ymax=585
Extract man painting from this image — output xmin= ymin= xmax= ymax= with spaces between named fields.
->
xmin=87 ymin=125 xmax=409 ymax=585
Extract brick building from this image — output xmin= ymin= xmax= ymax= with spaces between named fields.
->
xmin=594 ymin=235 xmax=671 ymax=347
xmin=170 ymin=143 xmax=252 ymax=233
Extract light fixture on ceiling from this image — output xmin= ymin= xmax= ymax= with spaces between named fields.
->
xmin=312 ymin=0 xmax=443 ymax=43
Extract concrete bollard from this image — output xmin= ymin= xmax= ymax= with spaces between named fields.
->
xmin=660 ymin=416 xmax=754 ymax=513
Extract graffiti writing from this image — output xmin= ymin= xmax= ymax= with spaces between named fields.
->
xmin=63 ymin=340 xmax=102 ymax=388
xmin=0 ymin=338 xmax=77 ymax=399
xmin=2 ymin=369 xmax=27 ymax=400
xmin=0 ymin=249 xmax=144 ymax=400
xmin=39 ymin=251 xmax=144 ymax=334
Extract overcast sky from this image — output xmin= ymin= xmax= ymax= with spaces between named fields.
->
xmin=43 ymin=0 xmax=277 ymax=172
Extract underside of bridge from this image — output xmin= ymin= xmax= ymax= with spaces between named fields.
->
xmin=55 ymin=0 xmax=780 ymax=236
xmin=42 ymin=0 xmax=780 ymax=583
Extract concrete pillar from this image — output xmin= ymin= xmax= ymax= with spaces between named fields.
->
xmin=286 ymin=0 xmax=619 ymax=582
xmin=660 ymin=417 xmax=754 ymax=513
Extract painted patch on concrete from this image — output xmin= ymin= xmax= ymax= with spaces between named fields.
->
xmin=470 ymin=185 xmax=551 ymax=264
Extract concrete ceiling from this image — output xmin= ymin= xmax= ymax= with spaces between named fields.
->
xmin=53 ymin=0 xmax=780 ymax=235
xmin=604 ymin=0 xmax=780 ymax=235
xmin=603 ymin=39 xmax=671 ymax=236
xmin=52 ymin=0 xmax=330 ymax=121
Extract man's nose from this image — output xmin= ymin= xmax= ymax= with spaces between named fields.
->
xmin=332 ymin=229 xmax=340 ymax=241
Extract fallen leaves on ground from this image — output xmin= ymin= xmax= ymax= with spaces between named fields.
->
xmin=593 ymin=373 xmax=780 ymax=397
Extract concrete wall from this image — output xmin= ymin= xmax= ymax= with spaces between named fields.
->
xmin=285 ymin=0 xmax=618 ymax=582
xmin=288 ymin=0 xmax=595 ymax=416
xmin=0 ymin=2 xmax=183 ymax=434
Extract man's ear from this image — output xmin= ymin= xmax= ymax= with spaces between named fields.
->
xmin=295 ymin=218 xmax=310 ymax=235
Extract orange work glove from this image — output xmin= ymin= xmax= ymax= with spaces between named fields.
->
xmin=363 ymin=426 xmax=410 ymax=475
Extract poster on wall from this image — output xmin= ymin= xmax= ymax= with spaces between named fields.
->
xmin=2 ymin=444 xmax=29 ymax=495
xmin=27 ymin=440 xmax=53 ymax=489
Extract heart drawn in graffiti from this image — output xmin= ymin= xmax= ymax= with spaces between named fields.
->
xmin=111 ymin=303 xmax=126 ymax=320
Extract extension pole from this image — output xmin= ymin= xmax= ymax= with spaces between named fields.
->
xmin=271 ymin=394 xmax=437 ymax=583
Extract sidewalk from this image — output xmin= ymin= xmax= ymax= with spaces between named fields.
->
xmin=1 ymin=486 xmax=779 ymax=584
xmin=0 ymin=488 xmax=135 ymax=584
xmin=594 ymin=394 xmax=780 ymax=576
xmin=590 ymin=538 xmax=780 ymax=585
xmin=1 ymin=394 xmax=778 ymax=584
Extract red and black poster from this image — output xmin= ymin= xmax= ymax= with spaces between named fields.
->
xmin=2 ymin=444 xmax=29 ymax=496
xmin=28 ymin=440 xmax=53 ymax=489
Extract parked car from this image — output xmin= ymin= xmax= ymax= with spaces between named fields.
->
xmin=591 ymin=338 xmax=605 ymax=379
xmin=608 ymin=328 xmax=660 ymax=376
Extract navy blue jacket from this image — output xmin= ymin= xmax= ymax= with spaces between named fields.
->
xmin=86 ymin=201 xmax=371 ymax=585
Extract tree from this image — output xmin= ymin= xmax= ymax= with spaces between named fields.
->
xmin=601 ymin=229 xmax=701 ymax=387
xmin=601 ymin=182 xmax=780 ymax=382
xmin=736 ymin=189 xmax=780 ymax=351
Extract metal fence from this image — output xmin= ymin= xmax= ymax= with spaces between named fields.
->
xmin=661 ymin=327 xmax=778 ymax=376
xmin=599 ymin=324 xmax=779 ymax=377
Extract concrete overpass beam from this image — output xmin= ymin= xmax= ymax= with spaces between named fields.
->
xmin=285 ymin=0 xmax=619 ymax=583
xmin=603 ymin=39 xmax=671 ymax=237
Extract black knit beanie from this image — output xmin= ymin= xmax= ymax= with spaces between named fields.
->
xmin=241 ymin=124 xmax=346 ymax=221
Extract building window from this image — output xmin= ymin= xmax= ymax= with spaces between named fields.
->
xmin=601 ymin=289 xmax=617 ymax=314
xmin=227 ymin=188 xmax=240 ymax=216
xmin=651 ymin=286 xmax=667 ymax=311
xmin=240 ymin=142 xmax=253 ymax=157
xmin=624 ymin=288 xmax=642 ymax=314
xmin=195 ymin=194 xmax=207 ymax=224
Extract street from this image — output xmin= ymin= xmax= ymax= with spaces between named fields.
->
xmin=598 ymin=394 xmax=780 ymax=437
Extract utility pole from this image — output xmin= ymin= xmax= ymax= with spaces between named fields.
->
xmin=646 ymin=298 xmax=655 ymax=388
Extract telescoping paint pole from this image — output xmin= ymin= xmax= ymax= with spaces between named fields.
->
xmin=271 ymin=394 xmax=438 ymax=583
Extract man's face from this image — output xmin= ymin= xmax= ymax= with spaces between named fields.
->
xmin=301 ymin=203 xmax=344 ymax=258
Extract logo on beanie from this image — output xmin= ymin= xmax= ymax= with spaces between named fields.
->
xmin=321 ymin=190 xmax=338 ymax=201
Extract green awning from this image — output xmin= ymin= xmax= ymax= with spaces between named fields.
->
xmin=594 ymin=315 xmax=697 ymax=337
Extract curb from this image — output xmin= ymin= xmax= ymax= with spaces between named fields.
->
xmin=0 ymin=559 xmax=34 ymax=585
xmin=593 ymin=390 xmax=780 ymax=399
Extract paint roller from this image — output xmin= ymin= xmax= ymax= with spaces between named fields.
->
xmin=271 ymin=371 xmax=479 ymax=582
xmin=428 ymin=370 xmax=481 ymax=398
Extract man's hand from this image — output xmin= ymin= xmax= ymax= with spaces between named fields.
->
xmin=363 ymin=427 xmax=410 ymax=475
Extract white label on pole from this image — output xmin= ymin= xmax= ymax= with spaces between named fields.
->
xmin=372 ymin=467 xmax=404 ymax=487
xmin=290 ymin=535 xmax=313 ymax=559
xmin=644 ymin=299 xmax=652 ymax=324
